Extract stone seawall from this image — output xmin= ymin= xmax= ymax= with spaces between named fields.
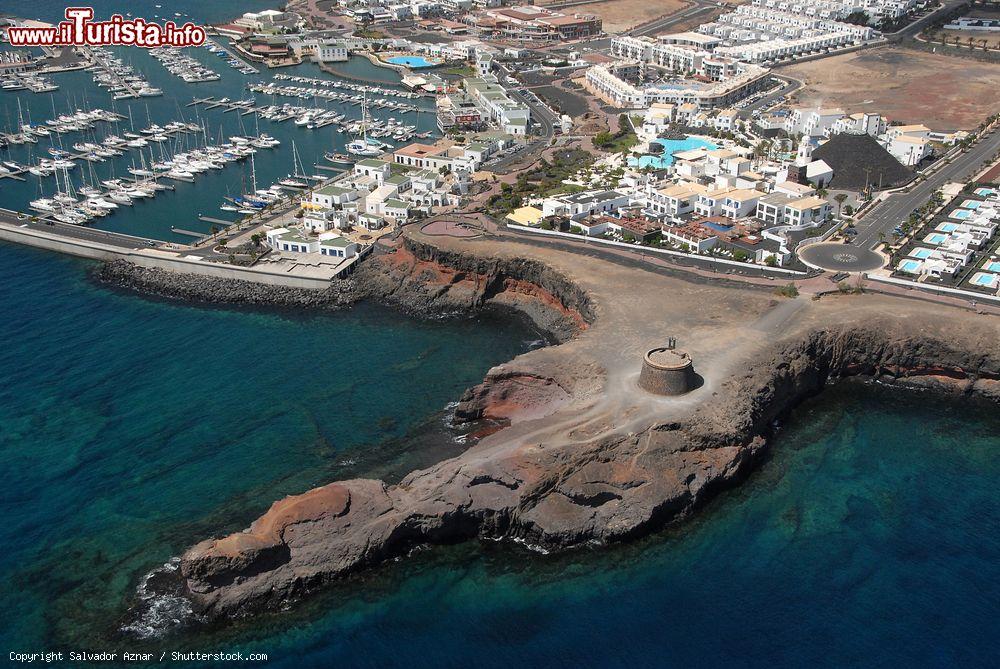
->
xmin=96 ymin=260 xmax=359 ymax=310
xmin=95 ymin=235 xmax=595 ymax=343
xmin=0 ymin=221 xmax=339 ymax=289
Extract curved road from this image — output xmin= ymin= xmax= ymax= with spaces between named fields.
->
xmin=799 ymin=125 xmax=1000 ymax=271
xmin=853 ymin=127 xmax=1000 ymax=251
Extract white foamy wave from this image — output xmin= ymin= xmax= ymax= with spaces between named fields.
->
xmin=510 ymin=536 xmax=551 ymax=555
xmin=121 ymin=557 xmax=199 ymax=639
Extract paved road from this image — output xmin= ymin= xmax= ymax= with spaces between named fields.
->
xmin=799 ymin=243 xmax=884 ymax=272
xmin=738 ymin=74 xmax=801 ymax=119
xmin=487 ymin=62 xmax=558 ymax=172
xmin=852 ymin=128 xmax=1000 ymax=251
xmin=0 ymin=209 xmax=159 ymax=250
xmin=629 ymin=0 xmax=719 ymax=37
xmin=886 ymin=0 xmax=966 ymax=41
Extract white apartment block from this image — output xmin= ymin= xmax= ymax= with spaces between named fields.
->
xmin=784 ymin=107 xmax=845 ymax=137
xmin=463 ymin=75 xmax=530 ymax=135
xmin=750 ymin=0 xmax=916 ymax=22
xmin=832 ymin=112 xmax=886 ymax=136
xmin=611 ymin=36 xmax=741 ymax=80
xmin=584 ymin=62 xmax=770 ymax=109
xmin=887 ymin=134 xmax=931 ymax=166
xmin=693 ymin=2 xmax=880 ymax=64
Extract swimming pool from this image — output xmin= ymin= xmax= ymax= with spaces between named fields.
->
xmin=970 ymin=272 xmax=1000 ymax=288
xmin=960 ymin=200 xmax=982 ymax=210
xmin=387 ymin=55 xmax=438 ymax=68
xmin=974 ymin=188 xmax=997 ymax=197
xmin=937 ymin=223 xmax=958 ymax=233
xmin=909 ymin=247 xmax=934 ymax=259
xmin=924 ymin=233 xmax=947 ymax=245
xmin=949 ymin=209 xmax=972 ymax=220
xmin=629 ymin=136 xmax=718 ymax=170
xmin=898 ymin=259 xmax=922 ymax=274
xmin=984 ymin=260 xmax=1000 ymax=273
xmin=704 ymin=221 xmax=733 ymax=233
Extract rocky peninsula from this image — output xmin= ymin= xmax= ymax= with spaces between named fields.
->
xmin=100 ymin=225 xmax=1000 ymax=621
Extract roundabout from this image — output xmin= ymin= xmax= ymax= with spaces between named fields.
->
xmin=798 ymin=242 xmax=885 ymax=272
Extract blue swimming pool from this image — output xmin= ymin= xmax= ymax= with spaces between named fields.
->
xmin=629 ymin=136 xmax=718 ymax=170
xmin=970 ymin=272 xmax=999 ymax=287
xmin=984 ymin=261 xmax=1000 ymax=273
xmin=899 ymin=259 xmax=922 ymax=273
xmin=704 ymin=221 xmax=733 ymax=233
xmin=925 ymin=233 xmax=947 ymax=244
xmin=938 ymin=223 xmax=958 ymax=233
xmin=387 ymin=55 xmax=437 ymax=68
xmin=950 ymin=209 xmax=972 ymax=220
xmin=960 ymin=200 xmax=982 ymax=210
xmin=974 ymin=188 xmax=996 ymax=197
xmin=910 ymin=247 xmax=933 ymax=259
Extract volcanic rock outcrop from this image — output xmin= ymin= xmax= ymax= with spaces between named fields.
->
xmin=112 ymin=226 xmax=1000 ymax=621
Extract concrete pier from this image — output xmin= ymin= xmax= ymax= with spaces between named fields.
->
xmin=0 ymin=208 xmax=352 ymax=288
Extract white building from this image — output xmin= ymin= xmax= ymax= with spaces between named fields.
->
xmin=541 ymin=190 xmax=631 ymax=218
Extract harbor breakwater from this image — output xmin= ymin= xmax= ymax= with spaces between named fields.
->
xmin=97 ymin=235 xmax=594 ymax=343
xmin=0 ymin=220 xmax=342 ymax=289
xmin=94 ymin=228 xmax=1000 ymax=624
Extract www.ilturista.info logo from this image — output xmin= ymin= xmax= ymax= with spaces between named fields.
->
xmin=6 ymin=7 xmax=206 ymax=48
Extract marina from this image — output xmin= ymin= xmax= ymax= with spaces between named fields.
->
xmin=18 ymin=126 xmax=284 ymax=225
xmin=204 ymin=38 xmax=259 ymax=75
xmin=87 ymin=47 xmax=163 ymax=100
xmin=150 ymin=48 xmax=221 ymax=83
xmin=0 ymin=49 xmax=440 ymax=243
xmin=187 ymin=95 xmax=428 ymax=142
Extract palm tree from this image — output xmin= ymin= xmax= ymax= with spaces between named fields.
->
xmin=834 ymin=192 xmax=848 ymax=217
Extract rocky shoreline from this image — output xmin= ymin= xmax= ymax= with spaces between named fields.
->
xmin=97 ymin=259 xmax=359 ymax=311
xmin=102 ymin=229 xmax=1000 ymax=625
xmin=176 ymin=324 xmax=999 ymax=620
xmin=95 ymin=237 xmax=592 ymax=344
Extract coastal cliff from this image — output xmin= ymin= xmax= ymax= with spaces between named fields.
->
xmin=178 ymin=321 xmax=1000 ymax=619
xmin=103 ymin=230 xmax=1000 ymax=623
xmin=96 ymin=236 xmax=593 ymax=343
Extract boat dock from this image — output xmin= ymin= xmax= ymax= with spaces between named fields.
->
xmin=0 ymin=206 xmax=358 ymax=289
xmin=0 ymin=124 xmax=198 ymax=181
xmin=1 ymin=110 xmax=127 ymax=149
xmin=170 ymin=227 xmax=210 ymax=239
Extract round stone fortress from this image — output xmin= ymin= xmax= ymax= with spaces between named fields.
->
xmin=638 ymin=345 xmax=696 ymax=396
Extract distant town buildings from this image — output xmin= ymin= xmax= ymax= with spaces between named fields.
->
xmin=471 ymin=5 xmax=603 ymax=42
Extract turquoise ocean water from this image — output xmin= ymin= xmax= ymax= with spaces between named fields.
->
xmin=1 ymin=2 xmax=998 ymax=666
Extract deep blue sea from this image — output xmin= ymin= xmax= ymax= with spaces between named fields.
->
xmin=1 ymin=1 xmax=999 ymax=666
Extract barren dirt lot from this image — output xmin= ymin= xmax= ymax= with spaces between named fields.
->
xmin=572 ymin=0 xmax=689 ymax=32
xmin=782 ymin=47 xmax=1000 ymax=130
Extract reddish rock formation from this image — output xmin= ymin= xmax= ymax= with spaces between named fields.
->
xmin=115 ymin=229 xmax=1000 ymax=623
